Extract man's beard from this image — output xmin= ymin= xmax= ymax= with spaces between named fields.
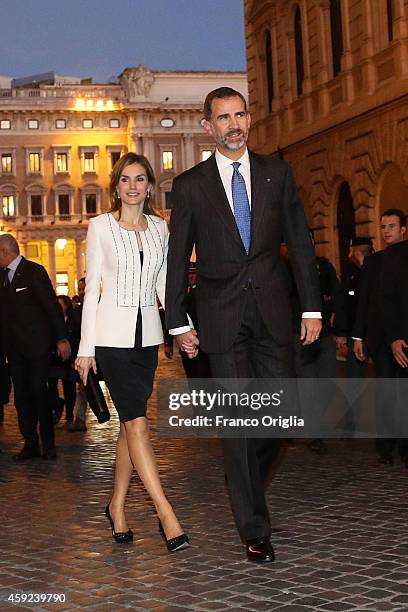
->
xmin=219 ymin=129 xmax=247 ymax=152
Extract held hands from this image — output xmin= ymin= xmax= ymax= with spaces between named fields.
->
xmin=353 ymin=339 xmax=366 ymax=362
xmin=57 ymin=339 xmax=71 ymax=362
xmin=300 ymin=318 xmax=322 ymax=345
xmin=75 ymin=356 xmax=97 ymax=385
xmin=175 ymin=330 xmax=199 ymax=359
xmin=391 ymin=339 xmax=408 ymax=368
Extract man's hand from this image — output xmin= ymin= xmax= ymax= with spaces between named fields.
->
xmin=75 ymin=356 xmax=97 ymax=386
xmin=164 ymin=343 xmax=173 ymax=360
xmin=353 ymin=339 xmax=366 ymax=362
xmin=175 ymin=330 xmax=199 ymax=359
xmin=57 ymin=339 xmax=71 ymax=362
xmin=300 ymin=318 xmax=322 ymax=345
xmin=391 ymin=339 xmax=408 ymax=368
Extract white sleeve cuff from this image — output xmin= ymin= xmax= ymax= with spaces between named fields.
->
xmin=302 ymin=312 xmax=322 ymax=318
xmin=169 ymin=325 xmax=192 ymax=335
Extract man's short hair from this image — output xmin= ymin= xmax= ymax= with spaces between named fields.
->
xmin=351 ymin=237 xmax=373 ymax=248
xmin=203 ymin=87 xmax=247 ymax=121
xmin=381 ymin=208 xmax=406 ymax=227
xmin=0 ymin=233 xmax=19 ymax=255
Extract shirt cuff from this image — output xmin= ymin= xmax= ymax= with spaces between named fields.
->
xmin=169 ymin=326 xmax=192 ymax=335
xmin=302 ymin=312 xmax=321 ymax=318
xmin=351 ymin=337 xmax=363 ymax=341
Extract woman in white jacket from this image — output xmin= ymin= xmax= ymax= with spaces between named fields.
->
xmin=75 ymin=153 xmax=189 ymax=551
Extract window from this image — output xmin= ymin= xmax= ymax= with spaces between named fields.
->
xmin=29 ymin=152 xmax=41 ymax=173
xmin=27 ymin=244 xmax=39 ymax=258
xmin=387 ymin=0 xmax=394 ymax=42
xmin=201 ymin=150 xmax=212 ymax=162
xmin=0 ymin=120 xmax=11 ymax=130
xmin=55 ymin=119 xmax=66 ymax=129
xmin=56 ymin=152 xmax=68 ymax=173
xmin=294 ymin=4 xmax=305 ymax=96
xmin=82 ymin=119 xmax=93 ymax=129
xmin=58 ymin=194 xmax=70 ymax=218
xmin=30 ymin=194 xmax=43 ymax=219
xmin=28 ymin=119 xmax=39 ymax=129
xmin=56 ymin=272 xmax=69 ymax=296
xmin=330 ymin=0 xmax=343 ymax=77
xmin=109 ymin=118 xmax=120 ymax=128
xmin=84 ymin=152 xmax=95 ymax=173
xmin=265 ymin=30 xmax=274 ymax=112
xmin=111 ymin=151 xmax=121 ymax=167
xmin=85 ymin=193 xmax=97 ymax=215
xmin=1 ymin=154 xmax=12 ymax=174
xmin=2 ymin=195 xmax=15 ymax=217
xmin=162 ymin=151 xmax=173 ymax=171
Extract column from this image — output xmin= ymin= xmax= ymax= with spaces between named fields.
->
xmin=394 ymin=0 xmax=408 ymax=78
xmin=361 ymin=0 xmax=376 ymax=94
xmin=318 ymin=1 xmax=331 ymax=115
xmin=341 ymin=0 xmax=355 ymax=103
xmin=19 ymin=240 xmax=27 ymax=258
xmin=47 ymin=239 xmax=56 ymax=288
xmin=75 ymin=237 xmax=83 ymax=281
xmin=182 ymin=133 xmax=195 ymax=170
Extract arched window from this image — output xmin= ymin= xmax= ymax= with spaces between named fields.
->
xmin=386 ymin=0 xmax=394 ymax=42
xmin=294 ymin=4 xmax=304 ymax=96
xmin=265 ymin=30 xmax=274 ymax=112
xmin=330 ymin=0 xmax=343 ymax=77
xmin=337 ymin=182 xmax=355 ymax=280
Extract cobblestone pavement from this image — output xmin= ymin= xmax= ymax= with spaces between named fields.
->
xmin=1 ymin=351 xmax=408 ymax=611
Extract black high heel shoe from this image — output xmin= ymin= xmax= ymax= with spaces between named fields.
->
xmin=158 ymin=519 xmax=189 ymax=552
xmin=105 ymin=503 xmax=133 ymax=544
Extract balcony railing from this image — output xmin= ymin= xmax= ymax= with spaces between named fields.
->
xmin=1 ymin=213 xmax=94 ymax=225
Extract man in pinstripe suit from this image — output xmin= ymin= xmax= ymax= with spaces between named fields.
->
xmin=166 ymin=88 xmax=321 ymax=563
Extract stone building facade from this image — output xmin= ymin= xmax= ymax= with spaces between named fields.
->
xmin=0 ymin=68 xmax=247 ymax=294
xmin=244 ymin=0 xmax=408 ymax=275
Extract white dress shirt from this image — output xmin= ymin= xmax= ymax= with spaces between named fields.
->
xmin=4 ymin=254 xmax=22 ymax=283
xmin=170 ymin=147 xmax=320 ymax=336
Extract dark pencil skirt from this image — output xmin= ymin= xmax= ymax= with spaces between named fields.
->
xmin=95 ymin=309 xmax=158 ymax=423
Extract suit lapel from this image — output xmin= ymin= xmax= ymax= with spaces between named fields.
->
xmin=10 ymin=257 xmax=26 ymax=289
xmin=198 ymin=155 xmax=243 ymax=249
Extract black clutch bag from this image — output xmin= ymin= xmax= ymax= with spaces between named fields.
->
xmin=85 ymin=369 xmax=110 ymax=424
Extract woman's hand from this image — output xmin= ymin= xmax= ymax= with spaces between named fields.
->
xmin=75 ymin=356 xmax=97 ymax=385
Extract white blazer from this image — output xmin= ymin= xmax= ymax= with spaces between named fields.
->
xmin=78 ymin=212 xmax=169 ymax=356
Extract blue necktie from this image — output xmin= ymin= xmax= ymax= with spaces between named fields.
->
xmin=231 ymin=162 xmax=251 ymax=254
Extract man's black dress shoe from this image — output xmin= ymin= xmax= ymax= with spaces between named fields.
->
xmin=42 ymin=447 xmax=57 ymax=460
xmin=13 ymin=445 xmax=41 ymax=461
xmin=105 ymin=503 xmax=133 ymax=543
xmin=158 ymin=519 xmax=190 ymax=552
xmin=246 ymin=537 xmax=275 ymax=563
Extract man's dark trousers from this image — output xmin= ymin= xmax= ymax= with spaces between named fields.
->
xmin=9 ymin=350 xmax=54 ymax=451
xmin=207 ymin=287 xmax=295 ymax=541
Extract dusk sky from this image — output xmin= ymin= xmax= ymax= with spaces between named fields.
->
xmin=0 ymin=0 xmax=246 ymax=82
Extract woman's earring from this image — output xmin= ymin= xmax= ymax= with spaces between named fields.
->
xmin=116 ymin=191 xmax=121 ymax=199
xmin=146 ymin=189 xmax=150 ymax=199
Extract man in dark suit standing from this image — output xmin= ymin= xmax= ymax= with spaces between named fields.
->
xmin=382 ymin=239 xmax=408 ymax=372
xmin=381 ymin=237 xmax=408 ymax=464
xmin=166 ymin=88 xmax=321 ymax=562
xmin=343 ymin=237 xmax=373 ymax=377
xmin=0 ymin=234 xmax=71 ymax=460
xmin=353 ymin=209 xmax=406 ymax=463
